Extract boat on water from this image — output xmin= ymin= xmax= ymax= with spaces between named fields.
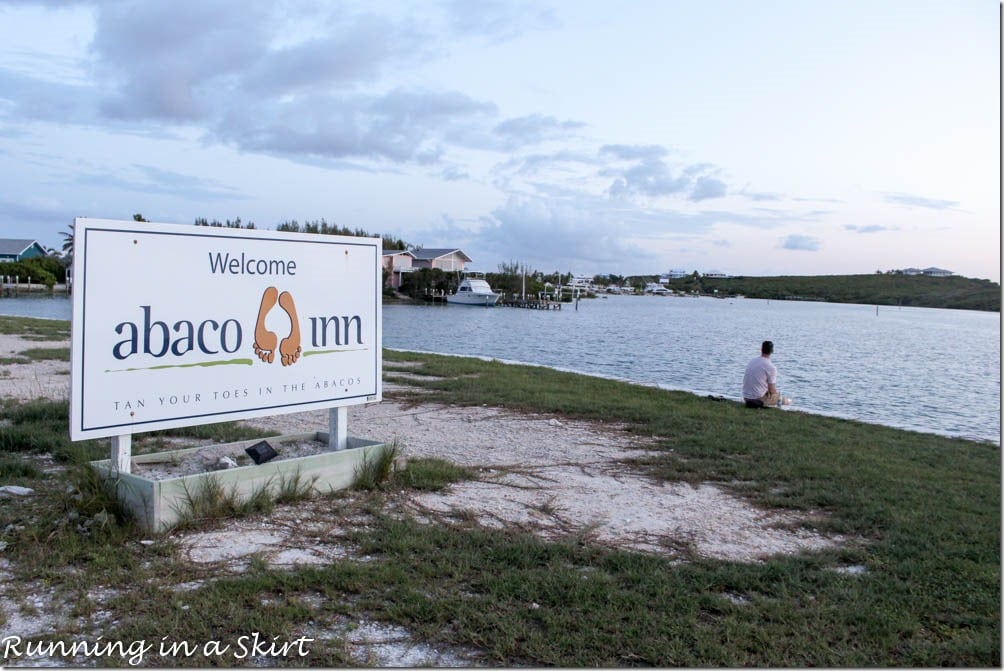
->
xmin=446 ymin=272 xmax=501 ymax=306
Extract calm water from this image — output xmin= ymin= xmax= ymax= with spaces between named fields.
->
xmin=383 ymin=296 xmax=1000 ymax=445
xmin=2 ymin=294 xmax=1000 ymax=443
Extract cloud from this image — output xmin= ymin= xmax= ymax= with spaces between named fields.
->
xmin=780 ymin=234 xmax=821 ymax=251
xmin=493 ymin=114 xmax=587 ymax=149
xmin=845 ymin=224 xmax=892 ymax=233
xmin=882 ymin=192 xmax=960 ymax=210
xmin=214 ymin=87 xmax=496 ymax=164
xmin=604 ymin=158 xmax=690 ymax=199
xmin=689 ymin=176 xmax=728 ymax=202
xmin=439 ymin=165 xmax=469 ymax=181
xmin=736 ymin=185 xmax=782 ymax=201
xmin=78 ymin=2 xmax=498 ymax=166
xmin=93 ymin=1 xmax=273 ymax=122
xmin=599 ymin=145 xmax=728 ymax=202
xmin=496 ymin=150 xmax=596 ymax=179
xmin=599 ymin=144 xmax=668 ymax=161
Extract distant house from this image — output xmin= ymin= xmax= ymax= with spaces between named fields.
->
xmin=702 ymin=270 xmax=729 ymax=279
xmin=382 ymin=249 xmax=415 ymax=288
xmin=409 ymin=248 xmax=472 ymax=272
xmin=667 ymin=269 xmax=688 ymax=279
xmin=901 ymin=268 xmax=923 ymax=276
xmin=0 ymin=239 xmax=47 ymax=263
xmin=922 ymin=267 xmax=953 ymax=277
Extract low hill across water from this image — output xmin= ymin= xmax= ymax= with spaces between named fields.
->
xmin=689 ymin=274 xmax=1001 ymax=312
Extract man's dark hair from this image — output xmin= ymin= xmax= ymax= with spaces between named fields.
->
xmin=761 ymin=340 xmax=774 ymax=355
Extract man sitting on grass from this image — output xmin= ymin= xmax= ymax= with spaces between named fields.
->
xmin=743 ymin=340 xmax=780 ymax=408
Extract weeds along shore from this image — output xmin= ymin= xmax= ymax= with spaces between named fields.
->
xmin=0 ymin=315 xmax=1000 ymax=667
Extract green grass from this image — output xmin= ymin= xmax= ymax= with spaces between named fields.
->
xmin=0 ymin=323 xmax=997 ymax=666
xmin=393 ymin=457 xmax=475 ymax=491
xmin=0 ymin=315 xmax=71 ymax=340
xmin=0 ymin=346 xmax=71 ymax=364
xmin=352 ymin=442 xmax=397 ymax=491
xmin=375 ymin=349 xmax=1000 ymax=665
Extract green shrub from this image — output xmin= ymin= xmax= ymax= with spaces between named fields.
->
xmin=0 ymin=259 xmax=60 ymax=287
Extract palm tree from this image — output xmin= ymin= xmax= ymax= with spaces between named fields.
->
xmin=60 ymin=223 xmax=74 ymax=260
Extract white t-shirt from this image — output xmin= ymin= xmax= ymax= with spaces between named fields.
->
xmin=742 ymin=355 xmax=777 ymax=400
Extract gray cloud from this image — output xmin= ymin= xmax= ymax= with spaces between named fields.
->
xmin=781 ymin=234 xmax=821 ymax=251
xmin=604 ymin=159 xmax=689 ymax=198
xmin=94 ymin=1 xmax=272 ymax=122
xmin=214 ymin=88 xmax=496 ymax=164
xmin=240 ymin=18 xmax=424 ymax=98
xmin=79 ymin=1 xmax=499 ymax=165
xmin=689 ymin=176 xmax=728 ymax=202
xmin=882 ymin=192 xmax=959 ymax=210
xmin=606 ymin=161 xmax=728 ymax=203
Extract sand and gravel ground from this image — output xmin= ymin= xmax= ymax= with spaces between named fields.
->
xmin=0 ymin=332 xmax=843 ymax=666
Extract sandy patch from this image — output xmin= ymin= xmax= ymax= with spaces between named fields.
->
xmin=0 ymin=334 xmax=71 ymax=403
xmin=233 ymin=401 xmax=840 ymax=562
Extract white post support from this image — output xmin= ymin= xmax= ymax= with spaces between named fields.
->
xmin=110 ymin=434 xmax=132 ymax=474
xmin=329 ymin=406 xmax=348 ymax=451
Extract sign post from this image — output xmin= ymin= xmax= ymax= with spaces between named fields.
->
xmin=110 ymin=435 xmax=131 ymax=474
xmin=69 ymin=218 xmax=382 ymax=458
xmin=329 ymin=406 xmax=348 ymax=451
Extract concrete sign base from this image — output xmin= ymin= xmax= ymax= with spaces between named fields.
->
xmin=90 ymin=433 xmax=389 ymax=532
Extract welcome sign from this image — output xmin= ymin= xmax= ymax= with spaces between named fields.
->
xmin=70 ymin=218 xmax=382 ymax=440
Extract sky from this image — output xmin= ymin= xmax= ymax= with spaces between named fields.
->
xmin=0 ymin=0 xmax=999 ymax=281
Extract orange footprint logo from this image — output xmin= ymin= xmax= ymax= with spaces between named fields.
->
xmin=253 ymin=287 xmax=301 ymax=366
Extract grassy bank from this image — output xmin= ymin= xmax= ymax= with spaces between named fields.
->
xmin=0 ymin=317 xmax=999 ymax=666
xmin=693 ymin=274 xmax=1001 ymax=312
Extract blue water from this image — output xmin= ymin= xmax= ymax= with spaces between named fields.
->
xmin=2 ymin=294 xmax=1000 ymax=443
xmin=0 ymin=295 xmax=73 ymax=320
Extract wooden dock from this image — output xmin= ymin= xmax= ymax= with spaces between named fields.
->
xmin=499 ymin=298 xmax=562 ymax=310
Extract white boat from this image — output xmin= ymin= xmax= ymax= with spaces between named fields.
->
xmin=447 ymin=272 xmax=501 ymax=306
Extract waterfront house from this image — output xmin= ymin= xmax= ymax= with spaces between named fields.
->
xmin=702 ymin=269 xmax=729 ymax=279
xmin=409 ymin=248 xmax=472 ymax=272
xmin=922 ymin=267 xmax=953 ymax=277
xmin=901 ymin=267 xmax=923 ymax=275
xmin=382 ymin=249 xmax=415 ymax=288
xmin=0 ymin=239 xmax=47 ymax=262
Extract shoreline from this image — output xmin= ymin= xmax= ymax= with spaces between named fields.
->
xmin=0 ymin=311 xmax=996 ymax=445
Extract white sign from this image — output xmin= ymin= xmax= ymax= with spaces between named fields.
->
xmin=70 ymin=218 xmax=382 ymax=440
